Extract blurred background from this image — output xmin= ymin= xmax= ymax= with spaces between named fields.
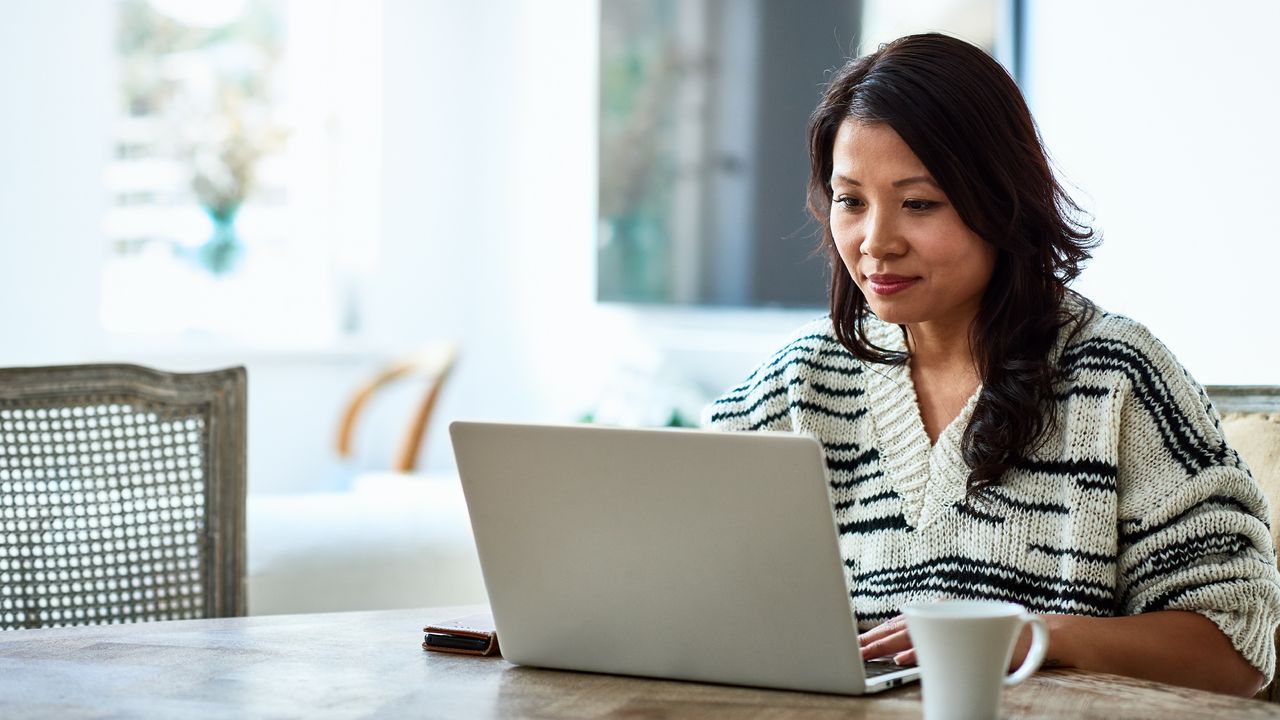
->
xmin=2 ymin=0 xmax=1277 ymax=613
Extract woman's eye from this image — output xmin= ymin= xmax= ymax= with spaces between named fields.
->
xmin=904 ymin=199 xmax=939 ymax=211
xmin=834 ymin=197 xmax=864 ymax=210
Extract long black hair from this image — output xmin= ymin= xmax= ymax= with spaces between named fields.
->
xmin=806 ymin=33 xmax=1099 ymax=494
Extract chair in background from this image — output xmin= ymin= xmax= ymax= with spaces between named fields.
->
xmin=335 ymin=343 xmax=457 ymax=472
xmin=1209 ymin=385 xmax=1280 ymax=702
xmin=247 ymin=343 xmax=484 ymax=615
xmin=0 ymin=364 xmax=246 ymax=630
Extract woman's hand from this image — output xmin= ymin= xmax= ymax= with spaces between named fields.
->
xmin=858 ymin=613 xmax=1054 ymax=669
xmin=858 ymin=614 xmax=916 ymax=666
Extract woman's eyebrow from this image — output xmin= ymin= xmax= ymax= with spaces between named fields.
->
xmin=830 ymin=173 xmax=939 ymax=188
xmin=892 ymin=175 xmax=939 ymax=188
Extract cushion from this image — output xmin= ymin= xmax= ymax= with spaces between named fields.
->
xmin=1221 ymin=411 xmax=1280 ymax=701
xmin=1222 ymin=412 xmax=1280 ymax=554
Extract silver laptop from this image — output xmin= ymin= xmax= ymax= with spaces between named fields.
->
xmin=449 ymin=421 xmax=920 ymax=695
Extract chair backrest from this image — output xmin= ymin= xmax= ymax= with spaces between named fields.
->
xmin=335 ymin=344 xmax=457 ymax=473
xmin=1208 ymin=385 xmax=1280 ymax=701
xmin=0 ymin=364 xmax=246 ymax=629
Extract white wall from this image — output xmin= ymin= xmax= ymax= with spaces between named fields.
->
xmin=1024 ymin=0 xmax=1280 ymax=383
xmin=0 ymin=0 xmax=112 ymax=365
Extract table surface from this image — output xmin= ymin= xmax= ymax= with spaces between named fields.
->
xmin=2 ymin=606 xmax=1277 ymax=719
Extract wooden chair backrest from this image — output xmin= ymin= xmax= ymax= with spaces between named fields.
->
xmin=335 ymin=344 xmax=457 ymax=473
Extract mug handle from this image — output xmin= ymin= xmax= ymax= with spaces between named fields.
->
xmin=1004 ymin=613 xmax=1049 ymax=686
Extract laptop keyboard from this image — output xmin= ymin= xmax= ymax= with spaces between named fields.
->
xmin=864 ymin=658 xmax=908 ymax=678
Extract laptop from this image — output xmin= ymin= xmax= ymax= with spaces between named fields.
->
xmin=448 ymin=421 xmax=920 ymax=695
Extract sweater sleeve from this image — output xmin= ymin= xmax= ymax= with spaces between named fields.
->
xmin=1111 ymin=327 xmax=1280 ymax=681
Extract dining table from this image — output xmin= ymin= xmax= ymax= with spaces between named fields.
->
xmin=1 ymin=605 xmax=1277 ymax=719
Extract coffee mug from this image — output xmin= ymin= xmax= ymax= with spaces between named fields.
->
xmin=902 ymin=600 xmax=1049 ymax=720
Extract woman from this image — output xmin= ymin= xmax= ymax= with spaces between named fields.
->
xmin=703 ymin=33 xmax=1279 ymax=696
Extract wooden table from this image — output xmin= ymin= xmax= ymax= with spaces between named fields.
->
xmin=1 ymin=606 xmax=1276 ymax=719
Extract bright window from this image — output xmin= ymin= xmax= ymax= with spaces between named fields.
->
xmin=103 ymin=0 xmax=382 ymax=348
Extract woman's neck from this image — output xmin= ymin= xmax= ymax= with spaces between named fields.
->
xmin=904 ymin=318 xmax=979 ymax=378
xmin=904 ymin=318 xmax=982 ymax=445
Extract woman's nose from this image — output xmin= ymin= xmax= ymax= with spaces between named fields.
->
xmin=859 ymin=210 xmax=905 ymax=258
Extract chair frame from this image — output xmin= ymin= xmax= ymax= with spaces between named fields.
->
xmin=335 ymin=345 xmax=457 ymax=473
xmin=1206 ymin=385 xmax=1280 ymax=414
xmin=0 ymin=364 xmax=247 ymax=622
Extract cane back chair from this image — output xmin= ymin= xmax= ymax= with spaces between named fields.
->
xmin=0 ymin=364 xmax=246 ymax=629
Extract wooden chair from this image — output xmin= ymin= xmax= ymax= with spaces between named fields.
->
xmin=0 ymin=364 xmax=246 ymax=629
xmin=1208 ymin=385 xmax=1280 ymax=701
xmin=335 ymin=344 xmax=457 ymax=473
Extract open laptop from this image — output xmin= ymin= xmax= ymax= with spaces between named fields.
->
xmin=448 ymin=421 xmax=920 ymax=695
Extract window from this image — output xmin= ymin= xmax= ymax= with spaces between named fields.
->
xmin=103 ymin=0 xmax=381 ymax=347
xmin=596 ymin=0 xmax=1007 ymax=309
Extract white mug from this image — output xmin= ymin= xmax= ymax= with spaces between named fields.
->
xmin=902 ymin=600 xmax=1049 ymax=720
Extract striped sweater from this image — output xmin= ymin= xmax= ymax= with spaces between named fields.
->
xmin=703 ymin=304 xmax=1280 ymax=679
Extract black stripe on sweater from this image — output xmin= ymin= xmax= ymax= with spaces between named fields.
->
xmin=1052 ymin=385 xmax=1112 ymax=401
xmin=838 ymin=513 xmax=911 ymax=536
xmin=858 ymin=585 xmax=1114 ymax=617
xmin=751 ymin=334 xmax=832 ymax=373
xmin=1123 ymin=532 xmax=1256 ymax=589
xmin=853 ymin=608 xmax=900 ymax=625
xmin=1138 ymin=578 xmax=1250 ymax=613
xmin=953 ymin=501 xmax=1005 ymax=525
xmin=858 ymin=490 xmax=899 ymax=506
xmin=713 ymin=356 xmax=866 ymax=408
xmin=1060 ymin=339 xmax=1222 ymax=475
xmin=825 ymin=448 xmax=880 ymax=473
xmin=722 ymin=336 xmax=859 ymax=395
xmin=848 ymin=555 xmax=1114 ymax=615
xmin=1014 ymin=459 xmax=1118 ymax=493
xmin=714 ymin=396 xmax=869 ymax=431
xmin=808 ymin=380 xmax=865 ymax=399
xmin=1028 ymin=544 xmax=1115 ymax=565
xmin=706 ymin=378 xmax=799 ymax=422
xmin=789 ymin=399 xmax=869 ymax=423
xmin=1119 ymin=495 xmax=1262 ymax=549
xmin=830 ymin=470 xmax=884 ymax=491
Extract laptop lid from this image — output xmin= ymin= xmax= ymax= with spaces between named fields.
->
xmin=450 ymin=421 xmax=904 ymax=695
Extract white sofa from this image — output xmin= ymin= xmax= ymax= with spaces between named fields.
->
xmin=246 ymin=473 xmax=487 ymax=615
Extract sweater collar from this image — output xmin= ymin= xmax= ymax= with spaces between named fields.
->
xmin=860 ymin=314 xmax=979 ymax=529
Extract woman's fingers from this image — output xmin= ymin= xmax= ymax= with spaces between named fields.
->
xmin=858 ymin=615 xmax=913 ymax=660
xmin=859 ymin=630 xmax=912 ymax=660
xmin=858 ymin=615 xmax=905 ymax=643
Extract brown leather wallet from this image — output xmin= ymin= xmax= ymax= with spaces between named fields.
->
xmin=422 ymin=613 xmax=501 ymax=656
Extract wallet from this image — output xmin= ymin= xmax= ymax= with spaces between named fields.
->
xmin=422 ymin=613 xmax=501 ymax=657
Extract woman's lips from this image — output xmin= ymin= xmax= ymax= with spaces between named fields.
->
xmin=866 ymin=274 xmax=920 ymax=296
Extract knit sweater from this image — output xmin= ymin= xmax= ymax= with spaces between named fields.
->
xmin=703 ymin=303 xmax=1280 ymax=680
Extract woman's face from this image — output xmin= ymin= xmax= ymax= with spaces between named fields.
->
xmin=829 ymin=119 xmax=997 ymax=332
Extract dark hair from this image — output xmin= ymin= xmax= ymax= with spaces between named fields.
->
xmin=806 ymin=33 xmax=1099 ymax=495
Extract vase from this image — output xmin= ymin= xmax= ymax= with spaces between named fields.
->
xmin=195 ymin=205 xmax=244 ymax=275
